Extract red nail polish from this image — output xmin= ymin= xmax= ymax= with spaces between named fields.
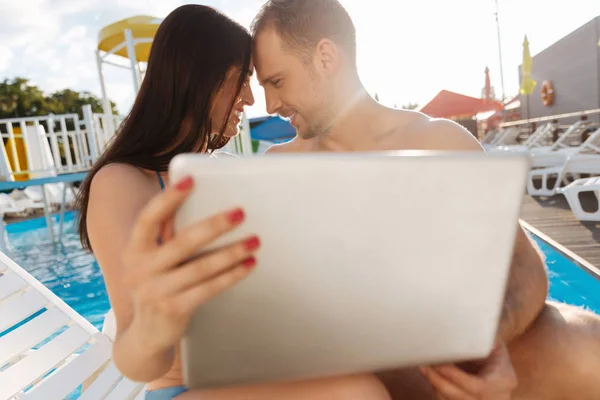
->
xmin=228 ymin=208 xmax=245 ymax=224
xmin=242 ymin=257 xmax=256 ymax=269
xmin=245 ymin=236 xmax=260 ymax=251
xmin=175 ymin=176 xmax=193 ymax=191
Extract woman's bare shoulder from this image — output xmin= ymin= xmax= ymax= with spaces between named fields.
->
xmin=88 ymin=163 xmax=159 ymax=229
xmin=91 ymin=163 xmax=156 ymax=199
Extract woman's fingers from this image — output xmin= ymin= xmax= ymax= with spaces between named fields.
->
xmin=130 ymin=175 xmax=195 ymax=249
xmin=420 ymin=367 xmax=476 ymax=400
xmin=159 ymin=235 xmax=261 ymax=296
xmin=155 ymin=206 xmax=247 ymax=269
xmin=174 ymin=260 xmax=256 ymax=314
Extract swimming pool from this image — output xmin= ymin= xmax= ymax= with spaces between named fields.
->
xmin=6 ymin=212 xmax=110 ymax=330
xmin=4 ymin=212 xmax=600 ymax=332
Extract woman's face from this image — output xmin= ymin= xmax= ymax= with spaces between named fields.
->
xmin=211 ymin=65 xmax=255 ymax=138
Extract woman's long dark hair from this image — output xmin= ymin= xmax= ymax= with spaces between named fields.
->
xmin=77 ymin=5 xmax=252 ymax=251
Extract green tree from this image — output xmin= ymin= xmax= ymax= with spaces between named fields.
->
xmin=0 ymin=77 xmax=117 ymax=120
xmin=0 ymin=77 xmax=119 ymax=165
xmin=0 ymin=78 xmax=49 ymax=118
xmin=402 ymin=102 xmax=419 ymax=110
xmin=48 ymin=89 xmax=118 ymax=119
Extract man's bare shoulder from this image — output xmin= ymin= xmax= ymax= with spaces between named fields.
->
xmin=390 ymin=109 xmax=484 ymax=152
xmin=264 ymin=137 xmax=308 ymax=154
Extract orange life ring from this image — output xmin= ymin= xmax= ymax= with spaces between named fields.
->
xmin=541 ymin=81 xmax=554 ymax=107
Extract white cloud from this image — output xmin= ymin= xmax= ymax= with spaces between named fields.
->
xmin=105 ymin=82 xmax=135 ymax=113
xmin=2 ymin=0 xmax=599 ymax=117
xmin=45 ymin=76 xmax=79 ymax=93
xmin=0 ymin=1 xmax=59 ymax=48
xmin=0 ymin=45 xmax=14 ymax=74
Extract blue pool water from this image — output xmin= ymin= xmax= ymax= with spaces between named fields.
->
xmin=6 ymin=212 xmax=110 ymax=330
xmin=4 ymin=212 xmax=600 ymax=333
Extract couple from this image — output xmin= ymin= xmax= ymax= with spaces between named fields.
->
xmin=77 ymin=1 xmax=600 ymax=399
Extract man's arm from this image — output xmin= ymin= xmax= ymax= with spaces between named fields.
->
xmin=414 ymin=117 xmax=549 ymax=342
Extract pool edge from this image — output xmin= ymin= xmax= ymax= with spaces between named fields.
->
xmin=521 ymin=220 xmax=600 ymax=281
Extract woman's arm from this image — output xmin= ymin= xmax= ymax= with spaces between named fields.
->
xmin=87 ymin=164 xmax=174 ymax=380
xmin=87 ymin=166 xmax=260 ymax=382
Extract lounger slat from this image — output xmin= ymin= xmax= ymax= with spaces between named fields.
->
xmin=78 ymin=362 xmax=122 ymax=400
xmin=0 ymin=308 xmax=70 ymax=366
xmin=133 ymin=388 xmax=146 ymax=400
xmin=21 ymin=333 xmax=112 ymax=400
xmin=0 ymin=290 xmax=47 ymax=332
xmin=0 ymin=250 xmax=145 ymax=399
xmin=0 ymin=252 xmax=98 ymax=336
xmin=0 ymin=270 xmax=26 ymax=301
xmin=104 ymin=374 xmax=144 ymax=400
xmin=0 ymin=325 xmax=90 ymax=400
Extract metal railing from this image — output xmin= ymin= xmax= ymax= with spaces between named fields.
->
xmin=0 ymin=104 xmax=259 ymax=182
xmin=0 ymin=114 xmax=93 ymax=181
xmin=89 ymin=108 xmax=124 ymax=154
xmin=499 ymin=108 xmax=600 ymax=128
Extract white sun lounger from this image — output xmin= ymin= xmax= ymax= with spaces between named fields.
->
xmin=560 ymin=177 xmax=600 ymax=221
xmin=482 ymin=127 xmax=522 ymax=149
xmin=529 ymin=123 xmax=597 ymax=168
xmin=0 ymin=251 xmax=145 ymax=400
xmin=488 ymin=123 xmax=555 ymax=153
xmin=480 ymin=129 xmax=501 ymax=145
xmin=23 ymin=183 xmax=77 ymax=207
xmin=527 ymin=154 xmax=600 ymax=197
xmin=526 ymin=126 xmax=600 ymax=197
xmin=491 ymin=121 xmax=588 ymax=157
xmin=0 ymin=194 xmax=26 ymax=216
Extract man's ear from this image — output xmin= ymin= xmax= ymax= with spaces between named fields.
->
xmin=313 ymin=38 xmax=340 ymax=76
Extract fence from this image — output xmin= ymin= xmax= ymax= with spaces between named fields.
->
xmin=0 ymin=105 xmax=258 ymax=182
xmin=499 ymin=108 xmax=600 ymax=129
xmin=0 ymin=107 xmax=124 ymax=182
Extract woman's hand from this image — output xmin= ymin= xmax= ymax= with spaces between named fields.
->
xmin=419 ymin=342 xmax=517 ymax=399
xmin=122 ymin=175 xmax=260 ymax=356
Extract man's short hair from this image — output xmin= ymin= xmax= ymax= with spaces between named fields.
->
xmin=251 ymin=0 xmax=357 ymax=66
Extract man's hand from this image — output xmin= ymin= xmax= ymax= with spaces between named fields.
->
xmin=419 ymin=342 xmax=517 ymax=399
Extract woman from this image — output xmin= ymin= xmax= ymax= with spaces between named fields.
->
xmin=77 ymin=4 xmax=516 ymax=400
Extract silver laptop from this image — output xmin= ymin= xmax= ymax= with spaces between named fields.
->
xmin=169 ymin=151 xmax=530 ymax=390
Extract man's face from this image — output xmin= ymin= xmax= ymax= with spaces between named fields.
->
xmin=254 ymin=27 xmax=334 ymax=139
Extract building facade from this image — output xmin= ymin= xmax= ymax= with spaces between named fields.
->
xmin=518 ymin=16 xmax=600 ymax=124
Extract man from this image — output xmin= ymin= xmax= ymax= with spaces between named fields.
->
xmin=251 ymin=0 xmax=600 ymax=398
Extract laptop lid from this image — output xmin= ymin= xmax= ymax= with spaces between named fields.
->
xmin=169 ymin=151 xmax=530 ymax=390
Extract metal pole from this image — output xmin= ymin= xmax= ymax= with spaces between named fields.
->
xmin=82 ymin=105 xmax=98 ymax=163
xmin=96 ymin=51 xmax=112 ymax=121
xmin=58 ymin=183 xmax=67 ymax=242
xmin=40 ymin=185 xmax=55 ymax=243
xmin=124 ymin=28 xmax=141 ymax=93
xmin=494 ymin=0 xmax=506 ymax=102
xmin=240 ymin=112 xmax=254 ymax=156
xmin=96 ymin=50 xmax=115 ymax=139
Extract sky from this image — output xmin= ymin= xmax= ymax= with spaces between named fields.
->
xmin=1 ymin=0 xmax=599 ymax=118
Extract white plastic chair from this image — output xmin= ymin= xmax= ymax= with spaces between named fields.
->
xmin=0 ymin=251 xmax=145 ymax=400
xmin=560 ymin=177 xmax=600 ymax=221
